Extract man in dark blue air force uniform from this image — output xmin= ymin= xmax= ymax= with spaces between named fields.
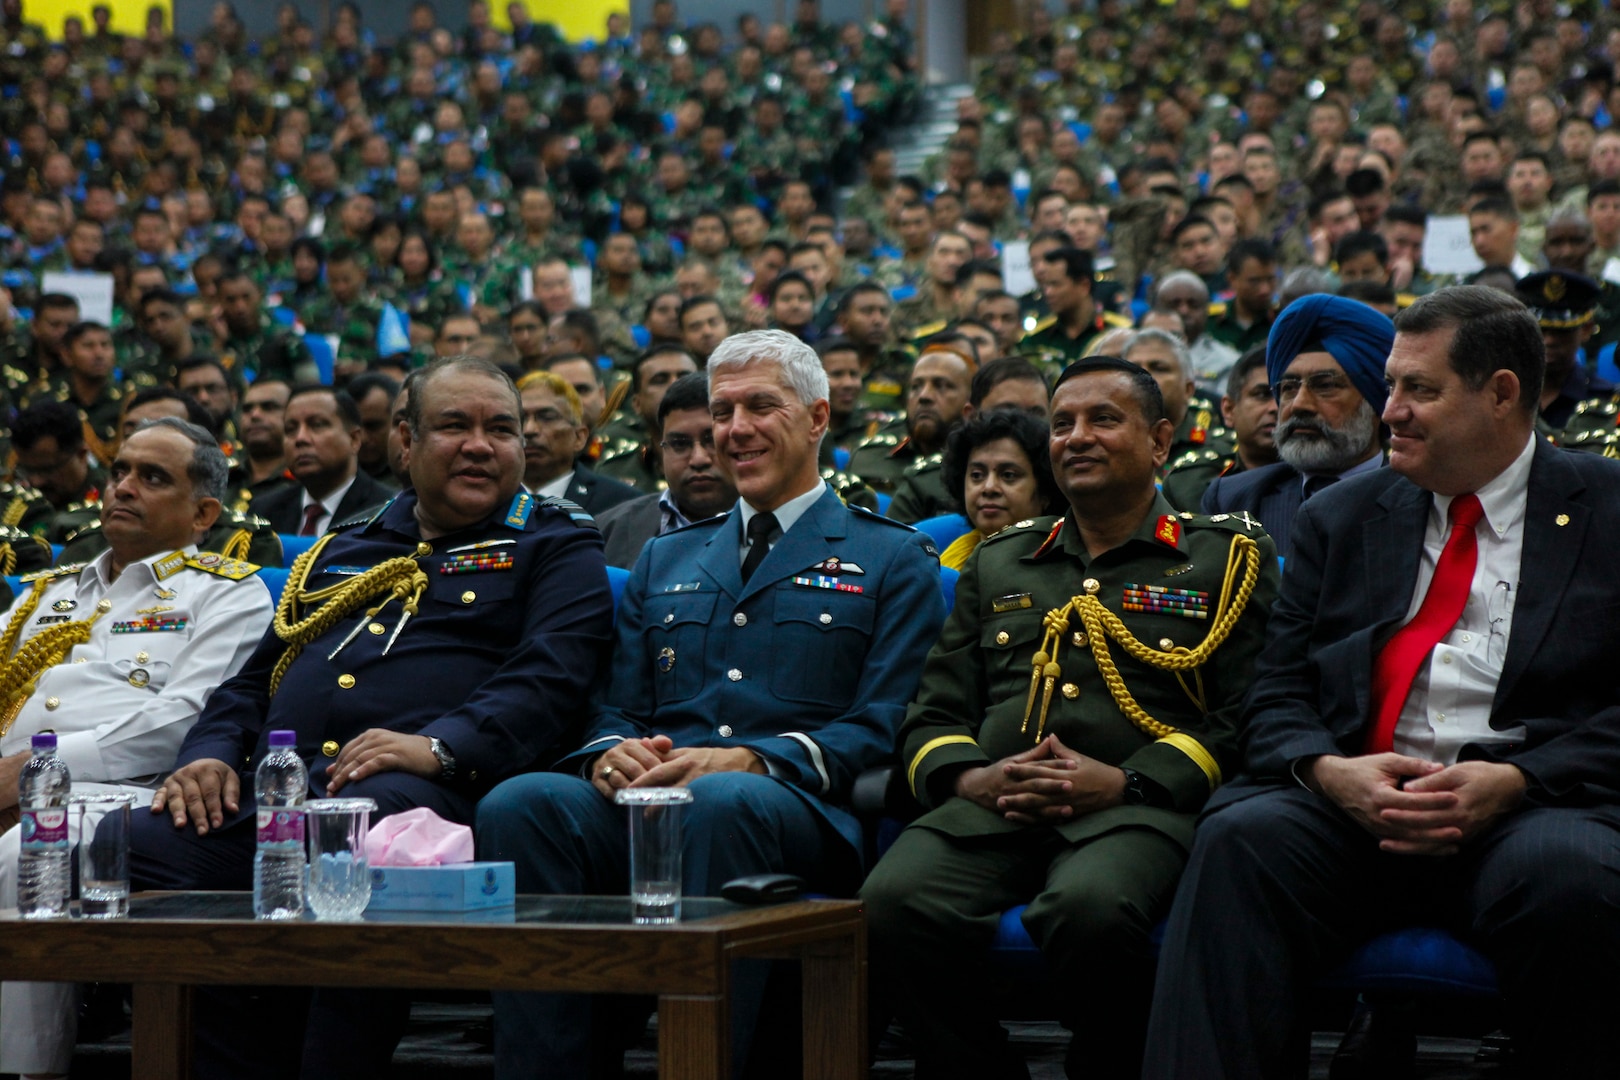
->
xmin=478 ymin=328 xmax=946 ymax=1078
xmin=128 ymin=356 xmax=616 ymax=1080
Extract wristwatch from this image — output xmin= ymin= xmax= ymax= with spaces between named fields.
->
xmin=1120 ymin=768 xmax=1153 ymax=807
xmin=428 ymin=737 xmax=456 ymax=780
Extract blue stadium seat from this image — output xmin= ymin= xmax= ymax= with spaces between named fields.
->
xmin=302 ymin=333 xmax=336 ymax=385
xmin=875 ymin=492 xmax=892 ymax=515
xmin=49 ymin=545 xmax=63 ymax=561
xmin=914 ymin=513 xmax=970 ymax=552
xmin=278 ymin=534 xmax=320 ymax=562
xmin=258 ymin=566 xmax=290 ymax=604
xmin=3 ymin=575 xmax=24 ymax=600
xmin=606 ymin=565 xmax=630 ymax=619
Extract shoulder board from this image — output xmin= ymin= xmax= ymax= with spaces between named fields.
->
xmin=846 ymin=502 xmax=924 ymax=532
xmin=1186 ymin=510 xmax=1265 ymax=534
xmin=534 ymin=494 xmax=598 ymax=530
xmin=1023 ymin=315 xmax=1058 ymax=337
xmin=1102 ymin=311 xmax=1133 ymax=328
xmin=981 ymin=514 xmax=1062 ymax=548
xmin=0 ymin=481 xmax=44 ymax=499
xmin=22 ymin=563 xmax=86 ymax=583
xmin=857 ymin=432 xmax=901 ymax=450
xmin=1574 ymin=399 xmax=1594 ymax=415
xmin=63 ymin=499 xmax=101 ymax=514
xmin=185 ymin=553 xmax=262 ymax=579
xmin=909 ymin=319 xmax=948 ymax=340
xmin=62 ymin=518 xmax=103 ymax=544
xmin=663 ymin=512 xmax=729 ymax=537
xmin=905 ymin=453 xmax=944 ymax=475
xmin=224 ymin=509 xmax=272 ymax=528
xmin=1168 ymin=449 xmax=1221 ymax=471
xmin=599 ymin=439 xmax=644 ymax=460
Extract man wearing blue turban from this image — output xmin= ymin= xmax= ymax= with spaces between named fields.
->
xmin=1201 ymin=294 xmax=1395 ymax=557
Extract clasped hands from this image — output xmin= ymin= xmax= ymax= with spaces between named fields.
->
xmin=590 ymin=734 xmax=765 ymax=799
xmin=954 ymin=734 xmax=1127 ymax=825
xmin=1306 ymin=752 xmax=1527 ymax=857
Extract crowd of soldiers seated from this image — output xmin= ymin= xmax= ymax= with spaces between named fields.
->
xmin=2 ymin=0 xmax=1620 ymax=1077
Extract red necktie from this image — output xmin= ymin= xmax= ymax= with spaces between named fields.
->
xmin=1364 ymin=494 xmax=1485 ymax=754
xmin=298 ymin=503 xmax=325 ymax=537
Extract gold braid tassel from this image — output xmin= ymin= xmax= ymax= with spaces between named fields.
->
xmin=0 ymin=581 xmax=111 ymax=741
xmin=2 ymin=496 xmax=26 ymax=528
xmin=0 ymin=544 xmax=15 ymax=577
xmin=268 ymin=534 xmax=431 ymax=696
xmin=220 ymin=528 xmax=253 ymax=561
xmin=1021 ymin=534 xmax=1263 ymax=741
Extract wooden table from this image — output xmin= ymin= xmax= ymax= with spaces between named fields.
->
xmin=0 ymin=892 xmax=866 ymax=1080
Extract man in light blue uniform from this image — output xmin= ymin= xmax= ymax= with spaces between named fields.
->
xmin=478 ymin=329 xmax=946 ymax=1077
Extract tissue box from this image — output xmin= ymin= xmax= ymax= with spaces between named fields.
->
xmin=365 ymin=861 xmax=515 ymax=912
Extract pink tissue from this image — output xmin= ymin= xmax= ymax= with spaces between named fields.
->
xmin=364 ymin=807 xmax=475 ymax=866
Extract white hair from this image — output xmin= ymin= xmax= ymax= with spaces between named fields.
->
xmin=705 ymin=329 xmax=830 ymax=406
xmin=1124 ymin=327 xmax=1194 ymax=381
xmin=1153 ymin=270 xmax=1211 ymax=303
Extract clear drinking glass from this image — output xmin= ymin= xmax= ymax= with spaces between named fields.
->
xmin=614 ymin=787 xmax=693 ymax=924
xmin=73 ymin=792 xmax=136 ymax=919
xmin=305 ymin=798 xmax=377 ymax=920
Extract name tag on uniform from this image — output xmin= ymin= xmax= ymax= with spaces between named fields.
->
xmin=992 ymin=592 xmax=1033 ymax=613
xmin=323 ymin=566 xmax=371 ymax=577
xmin=35 ymin=615 xmax=69 ymax=624
xmin=661 ymin=582 xmax=705 ymax=593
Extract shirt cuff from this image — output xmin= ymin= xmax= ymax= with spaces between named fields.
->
xmin=53 ymin=730 xmax=107 ymax=783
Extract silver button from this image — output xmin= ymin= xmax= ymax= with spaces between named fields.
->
xmin=1442 ymin=654 xmax=1453 ymax=665
xmin=718 ymin=725 xmax=734 ymax=737
xmin=664 ymin=613 xmax=674 ymax=624
xmin=1436 ymin=713 xmax=1446 ymax=723
xmin=819 ymin=613 xmax=832 ymax=625
xmin=733 ymin=612 xmax=747 ymax=627
xmin=1460 ymin=633 xmax=1472 ymax=643
xmin=727 ymin=669 xmax=742 ymax=682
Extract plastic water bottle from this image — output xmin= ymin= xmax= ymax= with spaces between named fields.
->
xmin=17 ymin=733 xmax=71 ymax=919
xmin=252 ymin=730 xmax=309 ymax=920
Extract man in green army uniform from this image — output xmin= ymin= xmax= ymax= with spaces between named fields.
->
xmin=214 ymin=273 xmax=315 ymax=384
xmin=122 ymin=287 xmax=217 ymax=391
xmin=1161 ymin=347 xmax=1279 ymax=511
xmin=2 ymin=292 xmax=77 ymax=397
xmin=851 ymin=342 xmax=972 ymax=504
xmin=502 ymin=188 xmax=584 ymax=268
xmin=54 ymin=504 xmax=283 ymax=568
xmin=894 ymin=230 xmax=972 ymax=339
xmin=595 ymin=345 xmax=699 ymax=492
xmin=297 ymin=247 xmax=384 ymax=382
xmin=862 ymin=356 xmax=1279 ymax=1080
xmin=1205 ymin=239 xmax=1277 ymax=356
xmin=10 ymin=401 xmax=107 ymax=543
xmin=1022 ymin=247 xmax=1133 ymax=375
xmin=590 ymin=233 xmax=659 ymax=331
xmin=1121 ymin=327 xmax=1237 ymax=477
xmin=443 ymin=211 xmax=524 ymax=324
xmin=22 ymin=321 xmax=125 ymax=462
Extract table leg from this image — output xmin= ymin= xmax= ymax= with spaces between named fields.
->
xmin=802 ymin=926 xmax=866 ymax=1080
xmin=659 ymin=993 xmax=729 ymax=1080
xmin=131 ymin=983 xmax=193 ymax=1080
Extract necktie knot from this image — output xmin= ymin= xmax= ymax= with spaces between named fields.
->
xmin=1448 ymin=493 xmax=1484 ymax=532
xmin=747 ymin=512 xmax=779 ymax=545
xmin=299 ymin=502 xmax=324 ymax=537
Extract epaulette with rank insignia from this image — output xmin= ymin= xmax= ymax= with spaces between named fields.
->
xmin=534 ymin=494 xmax=598 ymax=530
xmin=20 ymin=563 xmax=86 ymax=583
xmin=847 ymin=502 xmax=928 ymax=534
xmin=332 ymin=495 xmax=399 ymax=531
xmin=905 ymin=452 xmax=944 ymax=476
xmin=1102 ymin=311 xmax=1133 ymax=328
xmin=1193 ymin=511 xmax=1265 ymax=534
xmin=185 ymin=553 xmax=262 ymax=579
xmin=856 ymin=431 xmax=902 ymax=451
xmin=909 ymin=319 xmax=949 ymax=341
xmin=61 ymin=518 xmax=102 ymax=545
xmin=1022 ymin=315 xmax=1058 ymax=338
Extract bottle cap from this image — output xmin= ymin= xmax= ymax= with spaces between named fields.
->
xmin=268 ymin=730 xmax=297 ymax=748
xmin=30 ymin=733 xmax=57 ymax=751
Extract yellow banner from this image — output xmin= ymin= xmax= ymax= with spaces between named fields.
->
xmin=31 ymin=0 xmax=171 ymax=38
xmin=494 ymin=0 xmax=624 ymax=44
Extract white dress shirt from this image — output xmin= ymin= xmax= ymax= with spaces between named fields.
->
xmin=299 ymin=473 xmax=357 ymax=536
xmin=1392 ymin=435 xmax=1535 ymax=765
xmin=529 ymin=472 xmax=573 ymax=500
xmin=736 ymin=480 xmax=828 ymax=565
xmin=0 ymin=547 xmax=274 ymax=782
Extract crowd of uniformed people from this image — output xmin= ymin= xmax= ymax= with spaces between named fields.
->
xmin=3 ymin=0 xmax=1620 ymax=1077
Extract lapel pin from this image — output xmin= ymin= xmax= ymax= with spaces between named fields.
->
xmin=1556 ymin=514 xmax=1570 ymax=526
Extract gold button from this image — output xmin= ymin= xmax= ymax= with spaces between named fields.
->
xmin=461 ymin=591 xmax=476 ymax=604
xmin=1061 ymin=683 xmax=1079 ymax=700
xmin=1071 ymin=632 xmax=1087 ymax=647
xmin=338 ymin=674 xmax=356 ymax=689
xmin=995 ymin=631 xmax=1010 ymax=645
xmin=1083 ymin=578 xmax=1101 ymax=595
xmin=1160 ymin=637 xmax=1174 ymax=650
xmin=96 ymin=599 xmax=112 ymax=613
xmin=322 ymin=740 xmax=340 ymax=757
xmin=417 ymin=542 xmax=433 ymax=556
xmin=44 ymin=697 xmax=59 ymax=710
xmin=369 ymin=622 xmax=386 ymax=635
xmin=1556 ymin=514 xmax=1570 ymax=526
xmin=135 ymin=651 xmax=150 ymax=664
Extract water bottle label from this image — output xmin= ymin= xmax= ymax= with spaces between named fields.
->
xmin=256 ymin=807 xmax=305 ymax=845
xmin=20 ymin=809 xmax=69 ymax=848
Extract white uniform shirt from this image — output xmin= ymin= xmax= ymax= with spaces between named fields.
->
xmin=1392 ymin=435 xmax=1534 ymax=765
xmin=0 ymin=547 xmax=274 ymax=783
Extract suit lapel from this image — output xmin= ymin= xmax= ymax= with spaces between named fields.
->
xmin=697 ymin=510 xmax=745 ymax=601
xmin=1354 ymin=480 xmax=1430 ymax=720
xmin=1495 ymin=444 xmax=1586 ymax=710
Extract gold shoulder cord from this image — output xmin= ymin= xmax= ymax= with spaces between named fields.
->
xmin=220 ymin=528 xmax=253 ymax=561
xmin=2 ymin=496 xmax=26 ymax=528
xmin=0 ymin=543 xmax=15 ymax=577
xmin=1022 ymin=533 xmax=1262 ymax=742
xmin=0 ymin=578 xmax=112 ymax=740
xmin=269 ymin=533 xmax=430 ymax=696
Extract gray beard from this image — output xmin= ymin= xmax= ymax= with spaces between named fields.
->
xmin=1275 ymin=400 xmax=1381 ymax=474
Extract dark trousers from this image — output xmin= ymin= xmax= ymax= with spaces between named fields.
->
xmin=860 ymin=821 xmax=1186 ymax=1080
xmin=1143 ymin=786 xmax=1620 ymax=1079
xmin=476 ymin=770 xmax=855 ymax=1080
xmin=129 ymin=770 xmax=475 ymax=1080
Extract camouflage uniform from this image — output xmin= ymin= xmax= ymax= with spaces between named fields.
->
xmin=298 ymin=294 xmax=387 ymax=370
xmin=217 ymin=315 xmax=316 ymax=384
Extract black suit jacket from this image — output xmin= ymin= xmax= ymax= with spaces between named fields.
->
xmin=1201 ymin=461 xmax=1304 ymax=558
xmin=562 ymin=463 xmax=640 ymax=516
xmin=1216 ymin=439 xmax=1620 ymax=813
xmin=252 ymin=469 xmax=395 ymax=535
xmin=595 ymin=492 xmax=662 ymax=569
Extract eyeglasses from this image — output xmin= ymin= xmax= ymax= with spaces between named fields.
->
xmin=660 ymin=432 xmax=715 ymax=456
xmin=1272 ymin=372 xmax=1352 ymax=402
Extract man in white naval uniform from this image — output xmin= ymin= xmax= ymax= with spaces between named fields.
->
xmin=0 ymin=417 xmax=273 ymax=1079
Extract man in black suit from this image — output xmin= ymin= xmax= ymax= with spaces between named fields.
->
xmin=1201 ymin=294 xmax=1393 ymax=557
xmin=1146 ymin=286 xmax=1620 ymax=1077
xmin=596 ymin=372 xmax=736 ymax=568
xmin=252 ymin=386 xmax=395 ymax=535
xmin=515 ymin=371 xmax=640 ymax=514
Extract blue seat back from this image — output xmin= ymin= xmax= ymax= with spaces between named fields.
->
xmin=914 ymin=514 xmax=970 ymax=551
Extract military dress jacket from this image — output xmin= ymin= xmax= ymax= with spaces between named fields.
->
xmin=901 ymin=495 xmax=1279 ymax=850
xmin=560 ymin=483 xmax=945 ymax=856
xmin=174 ymin=491 xmax=615 ymax=800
